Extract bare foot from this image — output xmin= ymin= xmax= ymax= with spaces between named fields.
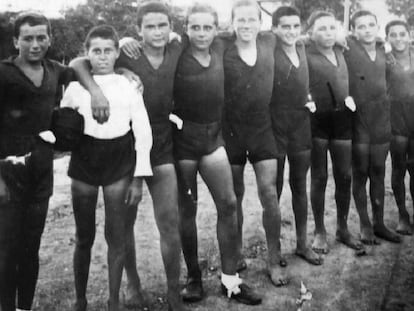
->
xmin=336 ymin=229 xmax=364 ymax=250
xmin=168 ymin=292 xmax=188 ymax=311
xmin=267 ymin=263 xmax=289 ymax=287
xmin=295 ymin=247 xmax=323 ymax=265
xmin=108 ymin=299 xmax=120 ymax=311
xmin=360 ymin=226 xmax=380 ymax=245
xmin=396 ymin=218 xmax=413 ymax=236
xmin=312 ymin=232 xmax=329 ymax=254
xmin=123 ymin=283 xmax=148 ymax=309
xmin=73 ymin=298 xmax=87 ymax=311
xmin=374 ymin=224 xmax=402 ymax=243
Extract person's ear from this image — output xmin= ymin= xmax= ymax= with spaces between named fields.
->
xmin=13 ymin=36 xmax=19 ymax=50
xmin=136 ymin=25 xmax=142 ymax=38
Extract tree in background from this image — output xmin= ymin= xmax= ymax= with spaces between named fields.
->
xmin=0 ymin=12 xmax=14 ymax=59
xmin=386 ymin=0 xmax=413 ymax=17
xmin=289 ymin=0 xmax=362 ymax=23
xmin=1 ymin=0 xmax=369 ymax=62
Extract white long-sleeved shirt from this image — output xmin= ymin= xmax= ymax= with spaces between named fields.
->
xmin=61 ymin=74 xmax=152 ymax=177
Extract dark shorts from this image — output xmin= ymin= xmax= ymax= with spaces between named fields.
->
xmin=150 ymin=122 xmax=174 ymax=167
xmin=391 ymin=99 xmax=414 ymax=138
xmin=272 ymin=109 xmax=311 ymax=157
xmin=311 ymin=109 xmax=352 ymax=140
xmin=223 ymin=110 xmax=278 ymax=165
xmin=174 ymin=120 xmax=224 ymax=161
xmin=68 ymin=132 xmax=135 ymax=186
xmin=353 ymin=98 xmax=391 ymax=144
xmin=0 ymin=139 xmax=54 ymax=202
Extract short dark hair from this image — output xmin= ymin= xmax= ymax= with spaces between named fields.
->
xmin=231 ymin=0 xmax=262 ymax=21
xmin=13 ymin=11 xmax=51 ymax=38
xmin=306 ymin=10 xmax=335 ymax=31
xmin=272 ymin=6 xmax=300 ymax=27
xmin=385 ymin=20 xmax=409 ymax=36
xmin=350 ymin=10 xmax=377 ymax=29
xmin=137 ymin=1 xmax=171 ymax=28
xmin=84 ymin=25 xmax=119 ymax=50
xmin=186 ymin=2 xmax=218 ymax=26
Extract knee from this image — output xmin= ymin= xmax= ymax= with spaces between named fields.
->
xmin=311 ymin=172 xmax=328 ymax=188
xmin=157 ymin=209 xmax=179 ymax=237
xmin=104 ymin=226 xmax=125 ymax=249
xmin=233 ymin=181 xmax=245 ymax=199
xmin=76 ymin=231 xmax=95 ymax=250
xmin=370 ymin=164 xmax=385 ymax=179
xmin=217 ymin=194 xmax=237 ymax=218
xmin=258 ymin=183 xmax=278 ymax=204
xmin=335 ymin=169 xmax=351 ymax=188
xmin=289 ymin=177 xmax=307 ymax=196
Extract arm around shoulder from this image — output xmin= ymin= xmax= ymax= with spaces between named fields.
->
xmin=69 ymin=56 xmax=110 ymax=123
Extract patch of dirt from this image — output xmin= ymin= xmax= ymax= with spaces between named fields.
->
xmin=33 ymin=156 xmax=414 ymax=310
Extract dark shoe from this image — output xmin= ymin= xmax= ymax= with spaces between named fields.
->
xmin=181 ymin=277 xmax=203 ymax=302
xmin=221 ymin=283 xmax=262 ymax=305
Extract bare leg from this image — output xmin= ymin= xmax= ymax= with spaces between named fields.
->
xmin=253 ymin=159 xmax=288 ymax=286
xmin=408 ymin=139 xmax=414 ymax=226
xmin=391 ymin=136 xmax=412 ymax=235
xmin=289 ymin=150 xmax=321 ymax=265
xmin=231 ymin=164 xmax=246 ymax=270
xmin=103 ymin=176 xmax=131 ymax=311
xmin=370 ymin=143 xmax=401 ymax=243
xmin=72 ymin=179 xmax=99 ymax=311
xmin=330 ymin=140 xmax=363 ymax=250
xmin=177 ymin=159 xmax=203 ymax=302
xmin=310 ymin=138 xmax=329 ymax=254
xmin=146 ymin=164 xmax=183 ymax=311
xmin=352 ymin=143 xmax=377 ymax=245
xmin=199 ymin=147 xmax=238 ymax=275
xmin=276 ymin=156 xmax=286 ymax=200
xmin=122 ymin=203 xmax=147 ymax=308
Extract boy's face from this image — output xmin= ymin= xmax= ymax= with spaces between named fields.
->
xmin=387 ymin=24 xmax=410 ymax=52
xmin=87 ymin=37 xmax=119 ymax=75
xmin=353 ymin=15 xmax=379 ymax=44
xmin=310 ymin=16 xmax=337 ymax=49
xmin=186 ymin=12 xmax=217 ymax=51
xmin=272 ymin=15 xmax=301 ymax=47
xmin=139 ymin=13 xmax=171 ymax=49
xmin=232 ymin=5 xmax=261 ymax=43
xmin=14 ymin=23 xmax=50 ymax=63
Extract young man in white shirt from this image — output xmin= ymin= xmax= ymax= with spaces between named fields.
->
xmin=61 ymin=25 xmax=152 ymax=311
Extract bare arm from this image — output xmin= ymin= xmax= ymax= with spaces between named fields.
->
xmin=69 ymin=57 xmax=110 ymax=124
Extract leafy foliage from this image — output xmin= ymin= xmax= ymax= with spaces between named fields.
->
xmin=0 ymin=0 xmax=370 ymax=62
xmin=386 ymin=0 xmax=414 ymax=18
xmin=293 ymin=0 xmax=362 ymax=23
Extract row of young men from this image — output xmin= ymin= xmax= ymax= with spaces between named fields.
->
xmin=1 ymin=1 xmax=414 ymax=311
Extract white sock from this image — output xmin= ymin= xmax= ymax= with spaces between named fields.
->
xmin=221 ymin=273 xmax=242 ymax=297
xmin=16 ymin=309 xmax=32 ymax=311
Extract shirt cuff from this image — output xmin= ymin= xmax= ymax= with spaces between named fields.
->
xmin=133 ymin=151 xmax=153 ymax=177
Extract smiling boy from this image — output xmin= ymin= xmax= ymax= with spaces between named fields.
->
xmin=174 ymin=3 xmax=261 ymax=305
xmin=270 ymin=6 xmax=322 ymax=265
xmin=222 ymin=0 xmax=287 ymax=286
xmin=62 ymin=25 xmax=153 ymax=311
xmin=70 ymin=2 xmax=184 ymax=310
xmin=0 ymin=11 xmax=74 ymax=311
xmin=344 ymin=10 xmax=401 ymax=245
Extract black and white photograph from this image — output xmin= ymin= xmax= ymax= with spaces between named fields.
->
xmin=0 ymin=0 xmax=413 ymax=310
